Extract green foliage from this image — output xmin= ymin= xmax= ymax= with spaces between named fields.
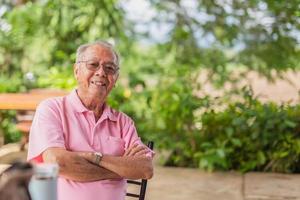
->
xmin=159 ymin=87 xmax=300 ymax=173
xmin=0 ymin=110 xmax=21 ymax=143
xmin=37 ymin=66 xmax=76 ymax=90
xmin=149 ymin=0 xmax=300 ymax=80
xmin=0 ymin=0 xmax=126 ymax=78
xmin=0 ymin=73 xmax=24 ymax=92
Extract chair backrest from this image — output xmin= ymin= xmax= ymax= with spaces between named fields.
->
xmin=126 ymin=141 xmax=154 ymax=200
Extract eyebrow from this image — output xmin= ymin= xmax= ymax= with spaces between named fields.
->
xmin=85 ymin=59 xmax=117 ymax=64
xmin=103 ymin=61 xmax=116 ymax=65
xmin=84 ymin=57 xmax=100 ymax=61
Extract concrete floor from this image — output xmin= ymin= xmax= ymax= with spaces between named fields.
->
xmin=145 ymin=166 xmax=242 ymax=200
xmin=144 ymin=166 xmax=300 ymax=200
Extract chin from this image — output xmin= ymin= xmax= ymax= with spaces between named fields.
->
xmin=91 ymin=90 xmax=106 ymax=98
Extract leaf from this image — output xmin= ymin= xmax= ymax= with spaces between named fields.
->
xmin=257 ymin=151 xmax=266 ymax=165
xmin=284 ymin=120 xmax=297 ymax=128
xmin=217 ymin=149 xmax=226 ymax=158
xmin=231 ymin=138 xmax=242 ymax=147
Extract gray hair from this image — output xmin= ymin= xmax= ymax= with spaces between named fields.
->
xmin=75 ymin=40 xmax=120 ymax=65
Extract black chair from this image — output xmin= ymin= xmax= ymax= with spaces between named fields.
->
xmin=126 ymin=141 xmax=154 ymax=200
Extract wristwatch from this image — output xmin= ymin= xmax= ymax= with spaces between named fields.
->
xmin=94 ymin=152 xmax=103 ymax=165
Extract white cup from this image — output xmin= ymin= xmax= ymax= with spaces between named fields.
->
xmin=29 ymin=163 xmax=59 ymax=200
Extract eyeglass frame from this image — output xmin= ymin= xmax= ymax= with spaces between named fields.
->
xmin=76 ymin=59 xmax=120 ymax=75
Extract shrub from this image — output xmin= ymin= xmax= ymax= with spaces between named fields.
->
xmin=156 ymin=87 xmax=300 ymax=173
xmin=197 ymin=95 xmax=300 ymax=172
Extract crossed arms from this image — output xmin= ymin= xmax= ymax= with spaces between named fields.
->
xmin=42 ymin=144 xmax=153 ymax=182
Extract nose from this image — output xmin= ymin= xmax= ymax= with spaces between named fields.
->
xmin=94 ymin=64 xmax=107 ymax=77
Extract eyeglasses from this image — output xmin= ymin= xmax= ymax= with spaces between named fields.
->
xmin=77 ymin=60 xmax=119 ymax=75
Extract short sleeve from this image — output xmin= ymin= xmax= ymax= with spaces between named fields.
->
xmin=121 ymin=116 xmax=155 ymax=158
xmin=27 ymin=99 xmax=65 ymax=161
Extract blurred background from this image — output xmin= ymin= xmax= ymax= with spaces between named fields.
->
xmin=0 ymin=0 xmax=300 ymax=175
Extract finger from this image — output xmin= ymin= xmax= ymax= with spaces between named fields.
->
xmin=127 ymin=146 xmax=144 ymax=156
xmin=124 ymin=143 xmax=138 ymax=156
xmin=129 ymin=145 xmax=147 ymax=156
xmin=134 ymin=149 xmax=149 ymax=156
xmin=124 ymin=148 xmax=131 ymax=156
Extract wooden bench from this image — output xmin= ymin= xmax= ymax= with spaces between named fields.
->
xmin=0 ymin=89 xmax=68 ymax=150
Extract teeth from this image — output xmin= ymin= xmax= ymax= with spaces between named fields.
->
xmin=92 ymin=81 xmax=105 ymax=86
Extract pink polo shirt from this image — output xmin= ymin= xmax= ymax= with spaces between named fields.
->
xmin=27 ymin=89 xmax=151 ymax=200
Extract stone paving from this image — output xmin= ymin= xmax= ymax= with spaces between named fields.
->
xmin=145 ymin=166 xmax=243 ymax=200
xmin=244 ymin=173 xmax=300 ymax=200
xmin=1 ymin=144 xmax=300 ymax=200
xmin=145 ymin=166 xmax=300 ymax=200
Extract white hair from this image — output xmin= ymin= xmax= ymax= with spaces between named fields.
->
xmin=75 ymin=40 xmax=120 ymax=65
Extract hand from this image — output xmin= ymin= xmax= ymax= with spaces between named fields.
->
xmin=124 ymin=144 xmax=150 ymax=157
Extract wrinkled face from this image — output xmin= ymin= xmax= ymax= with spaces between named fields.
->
xmin=74 ymin=45 xmax=119 ymax=100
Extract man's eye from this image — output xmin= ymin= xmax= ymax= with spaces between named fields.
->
xmin=107 ymin=66 xmax=114 ymax=70
xmin=88 ymin=63 xmax=98 ymax=68
xmin=104 ymin=65 xmax=115 ymax=70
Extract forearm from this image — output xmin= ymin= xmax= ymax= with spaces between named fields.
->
xmin=42 ymin=148 xmax=121 ymax=182
xmin=99 ymin=155 xmax=153 ymax=180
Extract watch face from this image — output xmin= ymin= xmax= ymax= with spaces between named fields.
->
xmin=94 ymin=152 xmax=103 ymax=165
xmin=95 ymin=152 xmax=102 ymax=157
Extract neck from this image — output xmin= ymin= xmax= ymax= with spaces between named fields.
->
xmin=76 ymin=90 xmax=105 ymax=120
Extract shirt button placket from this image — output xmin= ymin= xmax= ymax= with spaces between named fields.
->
xmin=92 ymin=125 xmax=97 ymax=147
xmin=87 ymin=111 xmax=95 ymax=146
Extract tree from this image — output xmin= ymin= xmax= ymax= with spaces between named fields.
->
xmin=142 ymin=0 xmax=300 ymax=81
xmin=0 ymin=0 xmax=126 ymax=78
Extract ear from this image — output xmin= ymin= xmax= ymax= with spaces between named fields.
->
xmin=73 ymin=63 xmax=79 ymax=81
xmin=114 ymin=73 xmax=119 ymax=85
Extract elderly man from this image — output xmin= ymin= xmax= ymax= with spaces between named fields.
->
xmin=27 ymin=41 xmax=154 ymax=200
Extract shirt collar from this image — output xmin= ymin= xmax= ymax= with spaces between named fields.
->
xmin=67 ymin=89 xmax=117 ymax=122
xmin=68 ymin=89 xmax=89 ymax=113
xmin=102 ymin=103 xmax=118 ymax=122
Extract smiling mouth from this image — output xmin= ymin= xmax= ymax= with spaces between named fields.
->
xmin=91 ymin=81 xmax=106 ymax=87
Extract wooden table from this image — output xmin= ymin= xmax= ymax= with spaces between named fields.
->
xmin=0 ymin=89 xmax=69 ymax=150
xmin=0 ymin=164 xmax=10 ymax=173
xmin=0 ymin=90 xmax=68 ymax=110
